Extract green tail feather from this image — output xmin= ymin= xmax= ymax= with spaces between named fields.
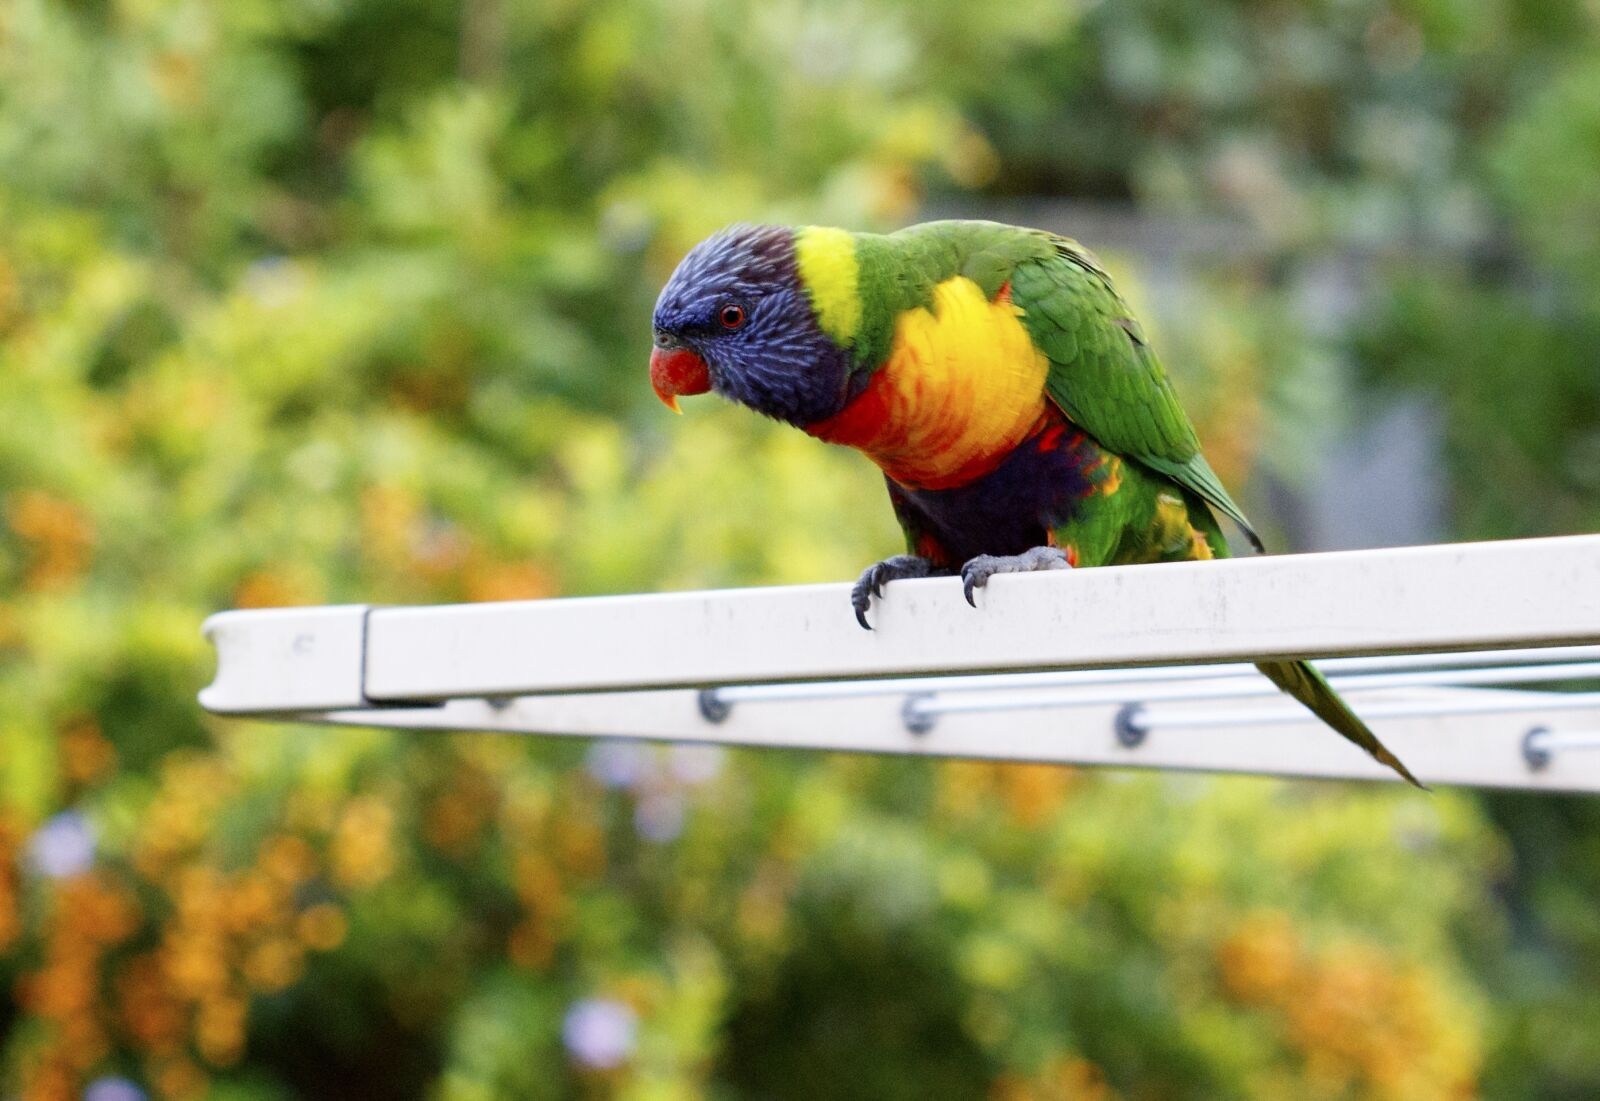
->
xmin=1255 ymin=659 xmax=1426 ymax=789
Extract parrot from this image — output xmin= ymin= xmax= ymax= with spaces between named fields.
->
xmin=648 ymin=220 xmax=1422 ymax=788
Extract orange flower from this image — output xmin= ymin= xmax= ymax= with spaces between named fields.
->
xmin=62 ymin=874 xmax=141 ymax=945
xmin=1048 ymin=1056 xmax=1118 ymax=1101
xmin=552 ymin=815 xmax=606 ymax=880
xmin=7 ymin=490 xmax=93 ymax=590
xmin=116 ymin=952 xmax=186 ymax=1052
xmin=1216 ymin=913 xmax=1480 ymax=1099
xmin=150 ymin=1056 xmax=208 ymax=1100
xmin=20 ymin=1057 xmax=75 ymax=1101
xmin=260 ymin=834 xmax=317 ymax=886
xmin=295 ymin=903 xmax=348 ymax=952
xmin=0 ymin=815 xmax=23 ymax=953
xmin=331 ymin=794 xmax=398 ymax=889
xmin=462 ymin=558 xmax=555 ymax=603
xmin=998 ymin=763 xmax=1077 ymax=828
xmin=423 ymin=778 xmax=492 ymax=856
xmin=196 ymin=993 xmax=248 ymax=1065
xmin=243 ymin=938 xmax=304 ymax=995
xmin=360 ymin=484 xmax=419 ymax=571
xmin=937 ymin=760 xmax=1000 ymax=820
xmin=162 ymin=928 xmax=229 ymax=1002
xmin=513 ymin=852 xmax=566 ymax=915
xmin=1216 ymin=910 xmax=1300 ymax=1005
xmin=233 ymin=564 xmax=323 ymax=609
xmin=986 ymin=1073 xmax=1033 ymax=1101
xmin=508 ymin=920 xmax=557 ymax=971
xmin=59 ymin=715 xmax=116 ymax=786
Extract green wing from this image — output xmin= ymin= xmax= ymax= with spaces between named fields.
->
xmin=1009 ymin=236 xmax=1264 ymax=552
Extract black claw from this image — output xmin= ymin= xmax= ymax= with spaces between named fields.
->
xmin=956 ymin=547 xmax=1069 ymax=612
xmin=961 ymin=558 xmax=991 ymax=607
xmin=851 ymin=583 xmax=873 ymax=631
xmin=850 ymin=555 xmax=945 ymax=629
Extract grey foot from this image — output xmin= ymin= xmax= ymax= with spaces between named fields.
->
xmin=852 ymin=555 xmax=942 ymax=630
xmin=961 ymin=546 xmax=1072 ymax=606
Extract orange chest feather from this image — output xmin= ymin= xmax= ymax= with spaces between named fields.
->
xmin=805 ymin=277 xmax=1051 ymax=490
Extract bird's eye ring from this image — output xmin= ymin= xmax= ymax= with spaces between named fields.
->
xmin=719 ymin=304 xmax=746 ymax=330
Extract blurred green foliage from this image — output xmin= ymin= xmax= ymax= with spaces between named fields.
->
xmin=1 ymin=0 xmax=1598 ymax=1098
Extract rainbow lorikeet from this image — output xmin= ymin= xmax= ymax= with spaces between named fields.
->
xmin=648 ymin=220 xmax=1421 ymax=787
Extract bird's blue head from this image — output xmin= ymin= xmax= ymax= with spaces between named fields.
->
xmin=649 ymin=224 xmax=855 ymax=427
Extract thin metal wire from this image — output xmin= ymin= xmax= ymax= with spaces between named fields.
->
xmin=1133 ymin=691 xmax=1600 ymax=732
xmin=1322 ymin=646 xmax=1600 ymax=674
xmin=704 ymin=645 xmax=1600 ymax=708
xmin=1523 ymin=730 xmax=1600 ymax=754
xmin=706 ymin=663 xmax=1255 ymax=705
xmin=904 ymin=661 xmax=1600 ymax=720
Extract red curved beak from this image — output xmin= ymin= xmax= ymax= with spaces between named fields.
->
xmin=649 ymin=345 xmax=711 ymax=413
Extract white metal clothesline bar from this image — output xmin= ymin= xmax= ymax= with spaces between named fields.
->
xmin=199 ymin=534 xmax=1600 ymax=792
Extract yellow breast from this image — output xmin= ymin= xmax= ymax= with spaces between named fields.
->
xmin=806 ymin=276 xmax=1051 ymax=490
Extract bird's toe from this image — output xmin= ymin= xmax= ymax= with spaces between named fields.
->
xmin=850 ymin=576 xmax=876 ymax=630
xmin=959 ymin=546 xmax=1072 ymax=608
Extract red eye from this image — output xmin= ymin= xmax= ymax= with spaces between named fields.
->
xmin=719 ymin=304 xmax=746 ymax=329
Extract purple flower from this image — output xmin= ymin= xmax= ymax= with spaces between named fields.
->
xmin=242 ymin=256 xmax=304 ymax=307
xmin=633 ymin=792 xmax=685 ymax=844
xmin=585 ymin=740 xmax=654 ymax=790
xmin=84 ymin=1077 xmax=145 ymax=1101
xmin=28 ymin=811 xmax=94 ymax=879
xmin=667 ymin=743 xmax=725 ymax=786
xmin=562 ymin=997 xmax=638 ymax=1069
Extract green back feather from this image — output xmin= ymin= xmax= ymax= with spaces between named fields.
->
xmin=1007 ymin=235 xmax=1264 ymax=551
xmin=848 ymin=222 xmax=1262 ymax=547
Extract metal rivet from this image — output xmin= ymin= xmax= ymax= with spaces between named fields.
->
xmin=1115 ymin=703 xmax=1147 ymax=749
xmin=902 ymin=692 xmax=936 ymax=735
xmin=698 ymin=689 xmax=731 ymax=724
xmin=1523 ymin=726 xmax=1552 ymax=771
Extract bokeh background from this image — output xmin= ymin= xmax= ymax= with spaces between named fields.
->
xmin=3 ymin=0 xmax=1600 ymax=1097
